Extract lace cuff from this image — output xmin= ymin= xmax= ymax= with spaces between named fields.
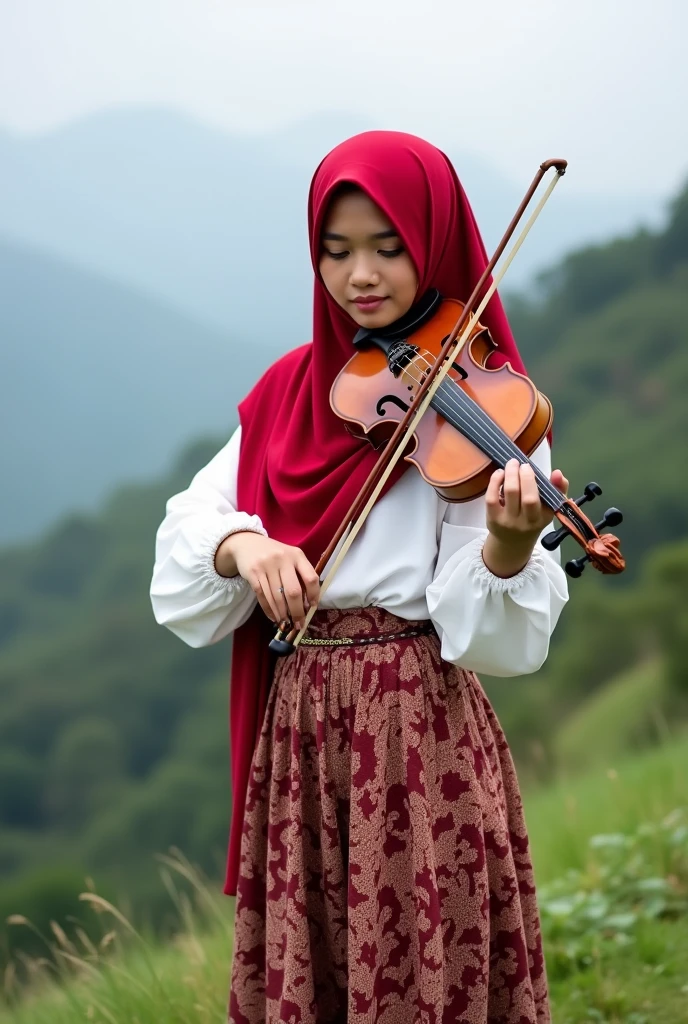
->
xmin=198 ymin=513 xmax=267 ymax=594
xmin=468 ymin=535 xmax=546 ymax=594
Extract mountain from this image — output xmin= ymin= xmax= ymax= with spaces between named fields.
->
xmin=0 ymin=236 xmax=290 ymax=542
xmin=1 ymin=182 xmax=688 ymax=933
xmin=0 ymin=108 xmax=664 ymax=340
xmin=0 ymin=108 xmax=672 ymax=542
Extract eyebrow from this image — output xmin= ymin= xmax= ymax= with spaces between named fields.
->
xmin=322 ymin=229 xmax=400 ymax=241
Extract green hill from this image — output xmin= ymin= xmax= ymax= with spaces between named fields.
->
xmin=0 ymin=236 xmax=286 ymax=544
xmin=507 ymin=182 xmax=688 ymax=570
xmin=1 ymin=176 xmax=688 ymax=973
xmin=0 ymin=438 xmax=233 ymax=925
xmin=553 ymin=659 xmax=666 ymax=774
xmin=3 ymin=738 xmax=688 ymax=1022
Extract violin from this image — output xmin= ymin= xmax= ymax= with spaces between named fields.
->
xmin=269 ymin=158 xmax=625 ymax=656
xmin=330 ymin=288 xmax=625 ymax=579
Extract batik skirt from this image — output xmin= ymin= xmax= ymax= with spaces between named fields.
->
xmin=228 ymin=607 xmax=550 ymax=1024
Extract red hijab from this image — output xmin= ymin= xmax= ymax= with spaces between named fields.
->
xmin=223 ymin=131 xmax=527 ymax=896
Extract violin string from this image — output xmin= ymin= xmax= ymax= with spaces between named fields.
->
xmin=434 ymin=378 xmax=565 ymax=510
xmin=433 ymin=388 xmax=563 ymax=512
xmin=401 ymin=347 xmax=557 ymax=493
xmin=395 ymin=352 xmax=540 ymax=483
xmin=431 ymin=371 xmax=565 ymax=510
xmin=396 ymin=352 xmax=566 ymax=512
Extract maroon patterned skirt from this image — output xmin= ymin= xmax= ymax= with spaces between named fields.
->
xmin=228 ymin=608 xmax=549 ymax=1024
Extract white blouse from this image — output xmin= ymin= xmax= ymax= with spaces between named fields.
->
xmin=150 ymin=428 xmax=569 ymax=676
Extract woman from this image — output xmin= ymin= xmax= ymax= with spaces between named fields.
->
xmin=151 ymin=130 xmax=569 ymax=1023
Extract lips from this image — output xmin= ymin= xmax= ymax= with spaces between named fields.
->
xmin=353 ymin=296 xmax=387 ymax=312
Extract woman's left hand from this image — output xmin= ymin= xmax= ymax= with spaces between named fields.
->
xmin=482 ymin=459 xmax=568 ymax=578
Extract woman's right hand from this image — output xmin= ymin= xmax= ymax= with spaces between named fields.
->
xmin=215 ymin=532 xmax=320 ymax=630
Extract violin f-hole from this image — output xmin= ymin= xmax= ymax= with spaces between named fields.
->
xmin=376 ymin=394 xmax=410 ymax=417
xmin=440 ymin=335 xmax=468 ymax=379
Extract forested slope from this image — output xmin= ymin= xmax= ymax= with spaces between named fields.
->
xmin=1 ymin=179 xmax=687 ymax=961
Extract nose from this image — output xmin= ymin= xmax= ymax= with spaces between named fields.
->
xmin=349 ymin=253 xmax=380 ymax=288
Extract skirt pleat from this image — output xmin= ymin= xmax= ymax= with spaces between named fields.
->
xmin=228 ymin=608 xmax=550 ymax=1024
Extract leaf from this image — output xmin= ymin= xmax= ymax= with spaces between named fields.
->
xmin=589 ymin=832 xmax=629 ymax=850
xmin=542 ymin=897 xmax=578 ymax=917
xmin=640 ymin=897 xmax=668 ymax=919
xmin=634 ymin=877 xmax=669 ymax=893
xmin=603 ymin=911 xmax=637 ymax=931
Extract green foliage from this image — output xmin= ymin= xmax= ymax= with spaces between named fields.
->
xmin=641 ymin=541 xmax=688 ymax=693
xmin=509 ymin=177 xmax=688 ymax=360
xmin=656 ymin=183 xmax=688 ymax=272
xmin=554 ymin=660 xmax=666 ymax=774
xmin=539 ymin=809 xmax=688 ymax=980
xmin=2 ymin=176 xmax=688 ymax=962
xmin=478 ymin=179 xmax=688 ymax=776
xmin=81 ymin=762 xmax=230 ymax=892
xmin=0 ymin=865 xmax=112 ymax=982
xmin=26 ymin=519 xmax=108 ymax=600
xmin=538 ymin=579 xmax=646 ymax=706
xmin=548 ymin=916 xmax=688 ymax=1024
xmin=506 ymin=179 xmax=688 ymax=571
xmin=3 ymin=801 xmax=688 ymax=1023
xmin=525 ymin=735 xmax=688 ymax=885
xmin=0 ymin=750 xmax=43 ymax=829
xmin=43 ymin=718 xmax=126 ymax=831
xmin=490 ymin=533 xmax=688 ymax=779
xmin=0 ymin=852 xmax=233 ymax=1020
xmin=515 ymin=270 xmax=688 ymax=571
xmin=0 ymin=437 xmax=233 ymax=938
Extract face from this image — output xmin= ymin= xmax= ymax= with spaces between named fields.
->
xmin=319 ymin=188 xmax=419 ymax=329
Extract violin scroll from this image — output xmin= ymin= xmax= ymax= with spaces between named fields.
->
xmin=541 ymin=482 xmax=602 ymax=551
xmin=542 ymin=482 xmax=625 ymax=578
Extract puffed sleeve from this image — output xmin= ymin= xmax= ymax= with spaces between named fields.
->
xmin=425 ymin=440 xmax=569 ymax=676
xmin=150 ymin=426 xmax=265 ymax=647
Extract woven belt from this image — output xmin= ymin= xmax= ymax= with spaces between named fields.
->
xmin=299 ymin=622 xmax=435 ymax=648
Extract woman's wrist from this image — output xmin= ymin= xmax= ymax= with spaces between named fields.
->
xmin=214 ymin=530 xmax=257 ymax=578
xmin=482 ymin=532 xmax=538 ymax=579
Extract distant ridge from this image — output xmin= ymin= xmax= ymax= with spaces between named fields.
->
xmin=0 ymin=107 xmax=671 ymax=543
xmin=1 ymin=234 xmax=290 ymax=542
xmin=0 ymin=107 xmax=663 ymax=337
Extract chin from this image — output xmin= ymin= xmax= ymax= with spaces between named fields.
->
xmin=351 ymin=305 xmax=401 ymax=330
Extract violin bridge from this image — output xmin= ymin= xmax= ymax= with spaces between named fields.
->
xmin=387 ymin=341 xmax=419 ymax=377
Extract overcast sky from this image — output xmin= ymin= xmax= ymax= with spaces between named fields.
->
xmin=2 ymin=0 xmax=687 ymax=197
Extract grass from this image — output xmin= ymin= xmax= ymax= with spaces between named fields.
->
xmin=1 ymin=737 xmax=687 ymax=1023
xmin=1 ymin=852 xmax=235 ymax=1024
xmin=526 ymin=729 xmax=688 ymax=883
xmin=5 ymin=908 xmax=687 ymax=1024
xmin=553 ymin=658 xmax=667 ymax=775
xmin=549 ymin=916 xmax=688 ymax=1023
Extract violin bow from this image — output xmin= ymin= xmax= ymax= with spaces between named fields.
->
xmin=270 ymin=159 xmax=568 ymax=655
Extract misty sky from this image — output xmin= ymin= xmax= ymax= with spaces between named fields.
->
xmin=2 ymin=0 xmax=687 ymax=197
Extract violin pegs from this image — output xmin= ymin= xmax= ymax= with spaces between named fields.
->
xmin=574 ymin=482 xmax=603 ymax=509
xmin=581 ymin=482 xmax=603 ymax=503
xmin=565 ymin=554 xmax=590 ymax=578
xmin=543 ymin=501 xmax=622 ymax=556
xmin=541 ymin=524 xmax=569 ymax=551
xmin=544 ymin=483 xmax=604 ymax=549
xmin=596 ymin=507 xmax=623 ymax=530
